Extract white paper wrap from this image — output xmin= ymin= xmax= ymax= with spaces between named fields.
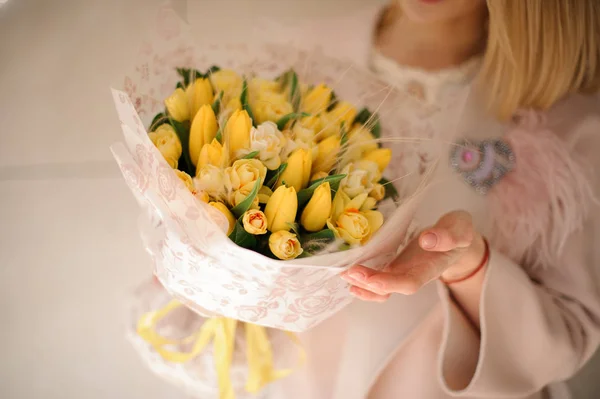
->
xmin=111 ymin=6 xmax=466 ymax=332
xmin=127 ymin=278 xmax=298 ymax=399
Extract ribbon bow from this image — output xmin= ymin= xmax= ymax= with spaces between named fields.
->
xmin=137 ymin=300 xmax=304 ymax=399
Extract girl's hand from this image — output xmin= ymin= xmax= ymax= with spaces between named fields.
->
xmin=340 ymin=211 xmax=487 ymax=302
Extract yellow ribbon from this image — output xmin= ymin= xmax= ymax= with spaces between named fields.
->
xmin=137 ymin=300 xmax=304 ymax=399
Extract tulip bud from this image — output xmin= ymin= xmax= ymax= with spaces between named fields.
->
xmin=196 ymin=191 xmax=210 ymax=203
xmin=362 ymin=148 xmax=392 ymax=172
xmin=224 ymin=109 xmax=252 ymax=160
xmin=277 ymin=148 xmax=312 ymax=192
xmin=198 ymin=139 xmax=225 ymax=170
xmin=310 ymin=171 xmax=329 ymax=182
xmin=242 ymin=209 xmax=268 ymax=235
xmin=148 ymin=124 xmax=182 ymax=168
xmin=190 ymin=105 xmax=218 ymax=167
xmin=360 ymin=196 xmax=378 ymax=211
xmin=264 ymin=185 xmax=298 ymax=232
xmin=370 ymin=184 xmax=385 ymax=201
xmin=301 ymin=84 xmax=332 ymax=114
xmin=313 ymin=135 xmax=341 ymax=173
xmin=175 ymin=170 xmax=197 ymax=194
xmin=209 ymin=69 xmax=243 ymax=95
xmin=186 ymin=78 xmax=213 ymax=119
xmin=300 ymin=182 xmax=332 ymax=232
xmin=269 ymin=230 xmax=303 ymax=260
xmin=164 ymin=88 xmax=190 ymax=122
xmin=329 ymin=101 xmax=357 ymax=131
xmin=209 ymin=201 xmax=236 ymax=235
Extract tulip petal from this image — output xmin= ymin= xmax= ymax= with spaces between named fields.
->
xmin=362 ymin=210 xmax=384 ymax=242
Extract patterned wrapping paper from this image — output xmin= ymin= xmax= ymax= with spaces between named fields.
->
xmin=111 ymin=5 xmax=467 ymax=332
xmin=126 ymin=278 xmax=298 ymax=399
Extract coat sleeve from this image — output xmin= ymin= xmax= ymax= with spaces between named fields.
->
xmin=437 ymin=113 xmax=600 ymax=397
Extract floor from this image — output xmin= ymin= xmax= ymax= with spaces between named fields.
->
xmin=0 ymin=0 xmax=598 ymax=398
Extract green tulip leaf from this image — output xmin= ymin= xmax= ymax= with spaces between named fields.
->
xmin=297 ymin=174 xmax=346 ymax=208
xmin=176 ymin=67 xmax=203 ymax=87
xmin=327 ymin=90 xmax=339 ymax=112
xmin=169 ymin=118 xmax=194 ymax=176
xmin=266 ymin=163 xmax=288 ymax=188
xmin=230 ymin=179 xmax=262 ymax=219
xmin=289 ymin=70 xmax=301 ymax=112
xmin=354 ymin=108 xmax=382 ymax=139
xmin=212 ymin=91 xmax=224 ymax=115
xmin=276 ymin=112 xmax=311 ymax=131
xmin=204 ymin=65 xmax=221 ymax=77
xmin=340 ymin=121 xmax=349 ymax=145
xmin=149 ymin=112 xmax=168 ymax=132
xmin=379 ymin=177 xmax=400 ymax=202
xmin=215 ymin=127 xmax=222 ymax=144
xmin=228 ymin=221 xmax=257 ymax=249
xmin=240 ymin=79 xmax=257 ymax=127
xmin=242 ymin=151 xmax=260 ymax=160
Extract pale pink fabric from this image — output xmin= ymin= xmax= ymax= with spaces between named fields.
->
xmin=266 ymin=5 xmax=600 ymax=399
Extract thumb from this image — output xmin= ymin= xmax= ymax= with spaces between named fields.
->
xmin=418 ymin=210 xmax=474 ymax=252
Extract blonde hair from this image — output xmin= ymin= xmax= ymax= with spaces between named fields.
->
xmin=482 ymin=0 xmax=600 ymax=119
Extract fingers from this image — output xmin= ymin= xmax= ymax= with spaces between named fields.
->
xmin=341 ymin=265 xmax=389 ymax=296
xmin=349 ymin=285 xmax=391 ymax=302
xmin=419 ymin=210 xmax=474 ymax=252
xmin=342 ymin=239 xmax=464 ymax=296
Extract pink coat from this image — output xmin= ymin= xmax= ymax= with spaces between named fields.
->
xmin=266 ymin=5 xmax=600 ymax=399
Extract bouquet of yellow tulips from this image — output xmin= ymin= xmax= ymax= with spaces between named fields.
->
xmin=147 ymin=65 xmax=395 ymax=261
xmin=113 ymin=5 xmax=464 ymax=399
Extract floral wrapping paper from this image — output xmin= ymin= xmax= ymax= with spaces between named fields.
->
xmin=126 ymin=278 xmax=299 ymax=399
xmin=111 ymin=5 xmax=467 ymax=332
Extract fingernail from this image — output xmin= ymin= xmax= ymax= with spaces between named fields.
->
xmin=348 ymin=272 xmax=365 ymax=281
xmin=421 ymin=233 xmax=437 ymax=249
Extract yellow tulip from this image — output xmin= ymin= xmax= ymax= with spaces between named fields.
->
xmin=148 ymin=124 xmax=182 ymax=168
xmin=329 ymin=101 xmax=357 ymax=130
xmin=370 ymin=184 xmax=385 ymax=201
xmin=197 ymin=139 xmax=225 ymax=169
xmin=164 ymin=88 xmax=190 ymax=122
xmin=301 ymin=84 xmax=332 ymax=114
xmin=242 ymin=209 xmax=268 ymax=235
xmin=209 ymin=201 xmax=236 ymax=236
xmin=344 ymin=125 xmax=378 ymax=163
xmin=277 ymin=148 xmax=312 ymax=192
xmin=360 ymin=196 xmax=378 ymax=211
xmin=362 ymin=148 xmax=392 ymax=172
xmin=209 ymin=69 xmax=243 ymax=95
xmin=186 ymin=78 xmax=213 ymax=119
xmin=189 ymin=105 xmax=218 ymax=167
xmin=249 ymin=77 xmax=281 ymax=94
xmin=264 ymin=185 xmax=298 ymax=232
xmin=300 ymin=182 xmax=332 ymax=232
xmin=196 ymin=191 xmax=210 ymax=203
xmin=299 ymin=115 xmax=321 ymax=132
xmin=269 ymin=230 xmax=303 ymax=260
xmin=310 ymin=171 xmax=329 ymax=182
xmin=313 ymin=135 xmax=341 ymax=173
xmin=175 ymin=170 xmax=196 ymax=193
xmin=224 ymin=109 xmax=252 ymax=160
xmin=253 ymin=91 xmax=293 ymax=125
xmin=327 ymin=190 xmax=384 ymax=245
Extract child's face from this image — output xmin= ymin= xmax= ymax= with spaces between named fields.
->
xmin=398 ymin=0 xmax=486 ymax=23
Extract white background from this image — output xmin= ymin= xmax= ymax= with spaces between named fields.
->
xmin=0 ymin=0 xmax=598 ymax=398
